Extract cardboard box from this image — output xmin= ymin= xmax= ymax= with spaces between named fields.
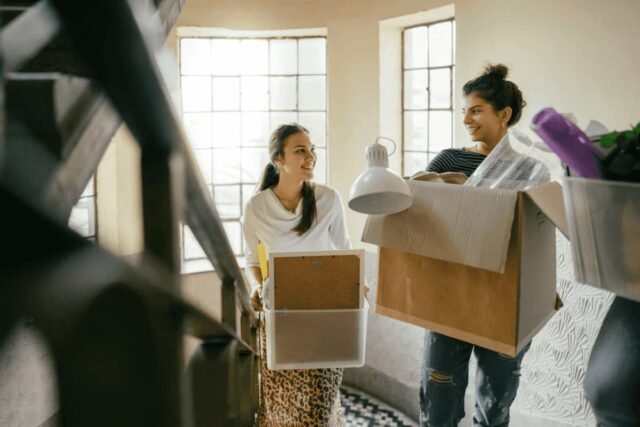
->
xmin=561 ymin=177 xmax=640 ymax=301
xmin=363 ymin=180 xmax=563 ymax=356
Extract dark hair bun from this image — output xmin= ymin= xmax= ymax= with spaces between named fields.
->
xmin=463 ymin=63 xmax=524 ymax=126
xmin=483 ymin=63 xmax=509 ymax=80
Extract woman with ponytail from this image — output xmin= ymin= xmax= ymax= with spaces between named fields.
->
xmin=242 ymin=123 xmax=351 ymax=426
xmin=419 ymin=64 xmax=529 ymax=427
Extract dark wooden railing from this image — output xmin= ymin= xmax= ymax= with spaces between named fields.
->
xmin=0 ymin=0 xmax=259 ymax=425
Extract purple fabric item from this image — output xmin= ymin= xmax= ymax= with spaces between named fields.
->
xmin=532 ymin=108 xmax=601 ymax=178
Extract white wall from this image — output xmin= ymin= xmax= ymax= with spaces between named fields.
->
xmin=97 ymin=126 xmax=144 ymax=255
xmin=454 ymin=0 xmax=640 ymax=147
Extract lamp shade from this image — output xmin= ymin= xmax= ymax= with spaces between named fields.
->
xmin=348 ymin=140 xmax=413 ymax=215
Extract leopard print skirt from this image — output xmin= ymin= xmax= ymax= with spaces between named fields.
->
xmin=258 ymin=318 xmax=345 ymax=427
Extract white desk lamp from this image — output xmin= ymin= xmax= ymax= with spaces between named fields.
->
xmin=348 ymin=137 xmax=413 ymax=215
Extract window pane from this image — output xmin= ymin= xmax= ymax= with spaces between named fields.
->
xmin=69 ymin=198 xmax=94 ymax=237
xmin=270 ymin=112 xmax=298 ymax=132
xmin=212 ymin=77 xmax=240 ymax=111
xmin=241 ymin=39 xmax=268 ymax=75
xmin=211 ymin=39 xmax=241 ymax=75
xmin=270 ymin=39 xmax=297 ymax=74
xmin=403 ymin=151 xmax=428 ymax=177
xmin=429 ymin=111 xmax=452 ymax=152
xmin=241 ymin=76 xmax=269 ymax=111
xmin=403 ymin=70 xmax=428 ymax=109
xmin=429 ymin=68 xmax=451 ymax=109
xmin=223 ymin=221 xmax=242 ymax=255
xmin=298 ymin=76 xmax=325 ymax=111
xmin=180 ymin=38 xmax=212 ymax=75
xmin=213 ymin=148 xmax=241 ymax=184
xmin=183 ymin=113 xmax=212 ymax=148
xmin=313 ymin=147 xmax=326 ymax=184
xmin=270 ymin=77 xmax=297 ymax=110
xmin=182 ymin=76 xmax=211 ymax=112
xmin=298 ymin=112 xmax=326 ymax=147
xmin=212 ymin=112 xmax=241 ymax=148
xmin=214 ymin=185 xmax=241 ymax=218
xmin=404 ymin=111 xmax=428 ymax=151
xmin=242 ymin=112 xmax=269 ymax=146
xmin=426 ymin=152 xmax=437 ymax=165
xmin=194 ymin=148 xmax=213 ymax=185
xmin=184 ymin=226 xmax=206 ymax=259
xmin=453 ymin=21 xmax=456 ymax=63
xmin=81 ymin=177 xmax=94 ymax=197
xmin=298 ymin=38 xmax=326 ymax=75
xmin=429 ymin=21 xmax=453 ymax=67
xmin=404 ymin=26 xmax=428 ymax=69
xmin=242 ymin=147 xmax=271 ymax=182
xmin=242 ymin=184 xmax=257 ymax=214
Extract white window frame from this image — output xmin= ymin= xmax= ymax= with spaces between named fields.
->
xmin=401 ymin=18 xmax=456 ymax=176
xmin=68 ymin=177 xmax=97 ymax=241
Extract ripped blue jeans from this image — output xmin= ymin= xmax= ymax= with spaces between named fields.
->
xmin=419 ymin=331 xmax=530 ymax=427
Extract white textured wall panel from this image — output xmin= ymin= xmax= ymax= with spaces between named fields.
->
xmin=510 ymin=234 xmax=613 ymax=425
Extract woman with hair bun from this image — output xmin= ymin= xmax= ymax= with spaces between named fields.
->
xmin=419 ymin=64 xmax=529 ymax=427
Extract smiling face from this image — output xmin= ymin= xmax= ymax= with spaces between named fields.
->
xmin=275 ymin=131 xmax=316 ymax=181
xmin=463 ymin=92 xmax=511 ymax=147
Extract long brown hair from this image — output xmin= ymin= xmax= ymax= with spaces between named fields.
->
xmin=258 ymin=123 xmax=317 ymax=235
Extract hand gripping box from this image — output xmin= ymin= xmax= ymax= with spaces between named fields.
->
xmin=362 ymin=180 xmax=564 ymax=356
xmin=263 ymin=249 xmax=368 ymax=370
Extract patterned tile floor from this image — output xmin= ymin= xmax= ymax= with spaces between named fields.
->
xmin=340 ymin=386 xmax=418 ymax=427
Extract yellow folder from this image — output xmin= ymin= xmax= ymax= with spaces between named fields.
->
xmin=258 ymin=243 xmax=269 ymax=281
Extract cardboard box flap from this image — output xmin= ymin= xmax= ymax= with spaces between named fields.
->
xmin=523 ymin=182 xmax=569 ymax=238
xmin=362 ymin=180 xmax=518 ymax=273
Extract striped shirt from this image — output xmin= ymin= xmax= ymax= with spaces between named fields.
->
xmin=426 ymin=148 xmax=486 ymax=176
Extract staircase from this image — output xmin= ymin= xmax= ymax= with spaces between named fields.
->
xmin=0 ymin=1 xmax=259 ymax=426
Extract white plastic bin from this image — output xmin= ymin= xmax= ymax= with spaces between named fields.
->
xmin=563 ymin=177 xmax=640 ymax=301
xmin=264 ymin=303 xmax=368 ymax=370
